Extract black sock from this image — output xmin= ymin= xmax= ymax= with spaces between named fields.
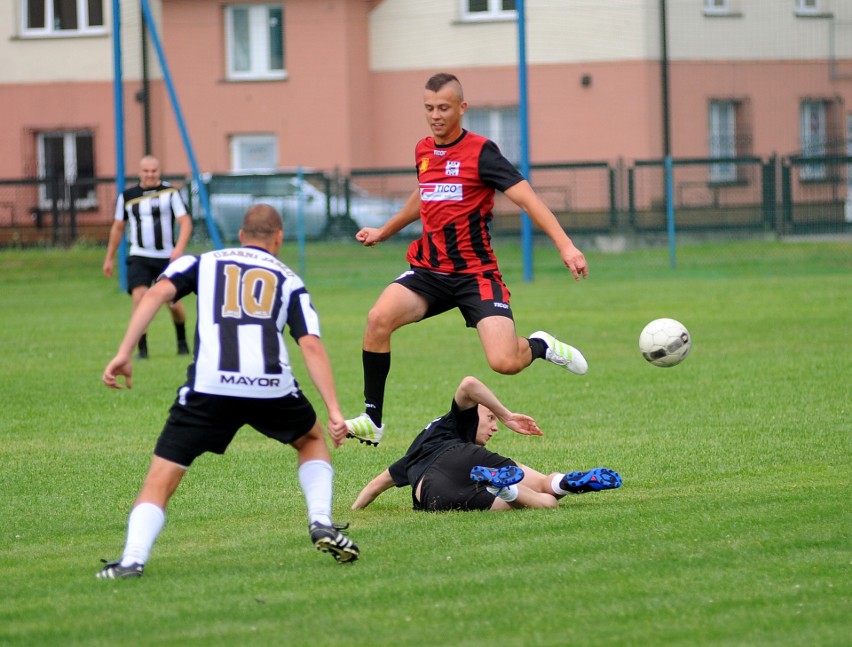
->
xmin=138 ymin=333 xmax=148 ymax=353
xmin=363 ymin=350 xmax=391 ymax=426
xmin=528 ymin=337 xmax=547 ymax=360
xmin=175 ymin=322 xmax=186 ymax=343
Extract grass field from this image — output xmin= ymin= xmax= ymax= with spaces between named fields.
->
xmin=0 ymin=238 xmax=849 ymax=646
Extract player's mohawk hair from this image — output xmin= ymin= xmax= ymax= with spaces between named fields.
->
xmin=425 ymin=73 xmax=462 ymax=99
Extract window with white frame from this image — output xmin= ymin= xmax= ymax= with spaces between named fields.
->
xmin=460 ymin=0 xmax=516 ymax=22
xmin=795 ymin=0 xmax=820 ymax=15
xmin=36 ymin=131 xmax=97 ymax=210
xmin=800 ymin=100 xmax=827 ymax=180
xmin=708 ymin=101 xmax=738 ymax=183
xmin=230 ymin=134 xmax=278 ymax=172
xmin=465 ymin=107 xmax=520 ymax=164
xmin=22 ymin=0 xmax=104 ymax=36
xmin=703 ymin=0 xmax=730 ymax=15
xmin=225 ymin=4 xmax=285 ymax=80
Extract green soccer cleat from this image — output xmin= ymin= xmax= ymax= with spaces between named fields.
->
xmin=530 ymin=331 xmax=588 ymax=375
xmin=345 ymin=413 xmax=385 ymax=446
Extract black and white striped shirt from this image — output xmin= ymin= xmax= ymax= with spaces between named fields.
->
xmin=114 ymin=182 xmax=188 ymax=259
xmin=162 ymin=246 xmax=320 ymax=399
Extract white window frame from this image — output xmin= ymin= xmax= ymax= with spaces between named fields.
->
xmin=230 ymin=134 xmax=278 ymax=172
xmin=224 ymin=4 xmax=286 ymax=81
xmin=21 ymin=0 xmax=105 ymax=37
xmin=800 ymin=100 xmax=827 ymax=181
xmin=36 ymin=131 xmax=97 ymax=210
xmin=795 ymin=0 xmax=820 ymax=15
xmin=703 ymin=0 xmax=730 ymax=16
xmin=708 ymin=100 xmax=737 ymax=183
xmin=460 ymin=0 xmax=517 ymax=23
xmin=465 ymin=107 xmax=520 ymax=164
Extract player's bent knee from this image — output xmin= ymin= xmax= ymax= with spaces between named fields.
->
xmin=487 ymin=356 xmax=525 ymax=375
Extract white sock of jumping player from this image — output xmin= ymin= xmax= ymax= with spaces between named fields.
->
xmin=551 ymin=473 xmax=570 ymax=496
xmin=486 ymin=484 xmax=519 ymax=502
xmin=121 ymin=502 xmax=165 ymax=567
xmin=299 ymin=459 xmax=333 ymax=526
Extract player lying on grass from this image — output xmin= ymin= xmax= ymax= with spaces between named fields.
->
xmin=351 ymin=376 xmax=621 ymax=512
xmin=97 ymin=204 xmax=358 ymax=579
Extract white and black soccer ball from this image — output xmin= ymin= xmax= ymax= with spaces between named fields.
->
xmin=639 ymin=318 xmax=691 ymax=367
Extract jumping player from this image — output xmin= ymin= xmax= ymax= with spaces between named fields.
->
xmin=346 ymin=73 xmax=589 ymax=446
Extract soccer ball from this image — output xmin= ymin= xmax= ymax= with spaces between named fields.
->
xmin=639 ymin=318 xmax=691 ymax=367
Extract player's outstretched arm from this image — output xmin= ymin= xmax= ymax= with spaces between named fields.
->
xmin=102 ymin=220 xmax=126 ymax=278
xmin=103 ymin=279 xmax=177 ymax=389
xmin=503 ymin=180 xmax=588 ymax=280
xmin=453 ymin=376 xmax=542 ymax=436
xmin=355 ymin=189 xmax=421 ymax=247
xmin=296 ymin=334 xmax=347 ymax=447
xmin=352 ymin=469 xmax=395 ymax=509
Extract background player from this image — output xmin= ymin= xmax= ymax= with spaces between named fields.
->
xmin=352 ymin=375 xmax=621 ymax=512
xmin=103 ymin=155 xmax=192 ymax=358
xmin=346 ymin=73 xmax=589 ymax=447
xmin=97 ymin=204 xmax=358 ymax=578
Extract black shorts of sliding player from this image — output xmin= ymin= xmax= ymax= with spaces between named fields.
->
xmin=415 ymin=443 xmax=517 ymax=512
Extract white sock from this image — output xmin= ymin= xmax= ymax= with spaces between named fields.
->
xmin=121 ymin=502 xmax=166 ymax=567
xmin=551 ymin=473 xmax=570 ymax=496
xmin=486 ymin=484 xmax=519 ymax=502
xmin=298 ymin=459 xmax=333 ymax=526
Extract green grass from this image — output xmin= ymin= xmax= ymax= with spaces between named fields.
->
xmin=0 ymin=239 xmax=850 ymax=646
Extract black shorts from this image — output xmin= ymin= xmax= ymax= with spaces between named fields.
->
xmin=154 ymin=388 xmax=318 ymax=467
xmin=394 ymin=267 xmax=514 ymax=328
xmin=416 ymin=443 xmax=517 ymax=512
xmin=126 ymin=255 xmax=170 ymax=293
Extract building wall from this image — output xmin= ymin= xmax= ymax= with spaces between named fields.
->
xmin=0 ymin=0 xmax=850 ymax=182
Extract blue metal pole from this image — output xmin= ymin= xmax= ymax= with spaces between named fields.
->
xmin=296 ymin=167 xmax=306 ymax=276
xmin=517 ymin=0 xmax=533 ymax=282
xmin=139 ymin=0 xmax=223 ymax=249
xmin=112 ymin=0 xmax=127 ymax=291
xmin=665 ymin=154 xmax=676 ymax=268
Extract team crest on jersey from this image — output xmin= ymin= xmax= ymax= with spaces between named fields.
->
xmin=418 ymin=158 xmax=430 ymax=173
xmin=445 ymin=161 xmax=461 ymax=176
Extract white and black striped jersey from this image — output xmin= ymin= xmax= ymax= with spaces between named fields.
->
xmin=115 ymin=182 xmax=188 ymax=259
xmin=161 ymin=246 xmax=320 ymax=399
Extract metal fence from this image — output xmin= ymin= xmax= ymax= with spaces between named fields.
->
xmin=1 ymin=156 xmax=849 ymax=248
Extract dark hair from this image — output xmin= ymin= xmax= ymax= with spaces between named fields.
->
xmin=425 ymin=73 xmax=462 ymax=95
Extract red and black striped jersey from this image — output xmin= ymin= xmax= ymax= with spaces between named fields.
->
xmin=407 ymin=130 xmax=523 ymax=274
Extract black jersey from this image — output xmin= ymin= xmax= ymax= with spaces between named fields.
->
xmin=161 ymin=245 xmax=320 ymax=399
xmin=114 ymin=182 xmax=188 ymax=259
xmin=387 ymin=399 xmax=479 ymax=490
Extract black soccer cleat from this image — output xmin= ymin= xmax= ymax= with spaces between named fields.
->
xmin=96 ymin=559 xmax=144 ymax=579
xmin=309 ymin=521 xmax=360 ymax=564
xmin=177 ymin=340 xmax=190 ymax=356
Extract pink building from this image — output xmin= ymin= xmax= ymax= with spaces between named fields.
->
xmin=1 ymin=0 xmax=850 ymax=240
